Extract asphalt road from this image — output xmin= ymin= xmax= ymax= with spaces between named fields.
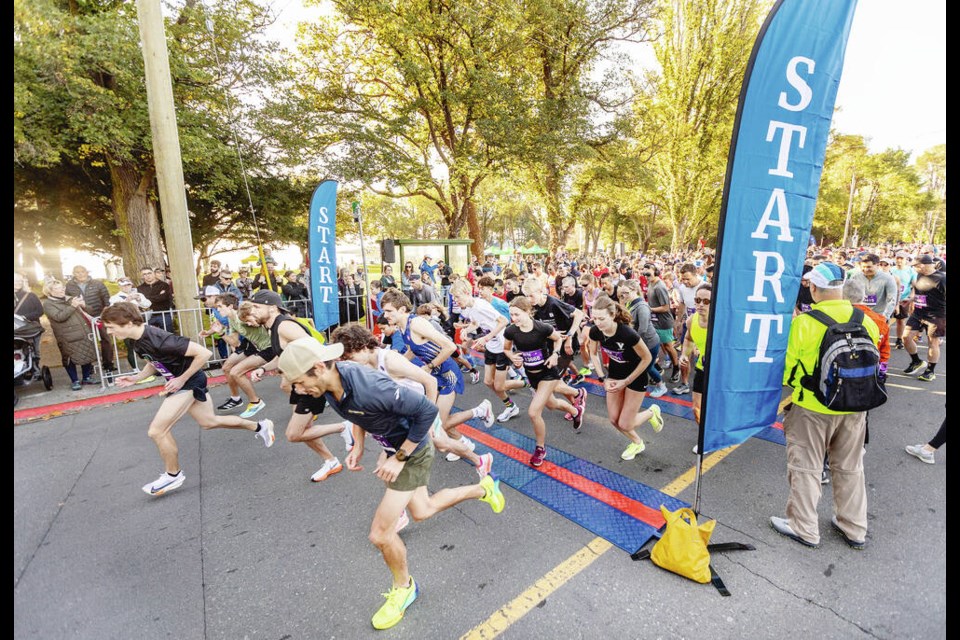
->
xmin=14 ymin=345 xmax=946 ymax=640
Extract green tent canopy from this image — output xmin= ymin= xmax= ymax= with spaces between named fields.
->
xmin=521 ymin=245 xmax=548 ymax=255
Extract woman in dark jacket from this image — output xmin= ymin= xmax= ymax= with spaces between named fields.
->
xmin=42 ymin=279 xmax=98 ymax=390
xmin=282 ymin=271 xmax=310 ymax=317
xmin=337 ymin=273 xmax=364 ymax=324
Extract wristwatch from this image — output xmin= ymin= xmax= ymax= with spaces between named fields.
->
xmin=394 ymin=449 xmax=409 ymax=462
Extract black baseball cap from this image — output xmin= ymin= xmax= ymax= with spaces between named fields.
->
xmin=249 ymin=290 xmax=288 ymax=310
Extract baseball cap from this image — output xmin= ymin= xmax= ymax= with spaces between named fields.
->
xmin=917 ymin=254 xmax=936 ymax=265
xmin=194 ymin=285 xmax=221 ymax=299
xmin=895 ymin=251 xmax=910 ymax=258
xmin=249 ymin=290 xmax=287 ymax=308
xmin=118 ymin=277 xmax=133 ymax=286
xmin=424 ymin=255 xmax=432 ymax=260
xmin=879 ymin=257 xmax=893 ymax=265
xmin=278 ymin=337 xmax=344 ymax=382
xmin=802 ymin=263 xmax=846 ymax=289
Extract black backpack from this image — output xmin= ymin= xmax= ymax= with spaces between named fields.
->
xmin=791 ymin=308 xmax=887 ymax=412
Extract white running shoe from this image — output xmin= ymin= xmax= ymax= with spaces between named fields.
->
xmin=476 ymin=399 xmax=495 ymax=428
xmin=256 ymin=419 xmax=275 ymax=447
xmin=340 ymin=421 xmax=355 ymax=451
xmin=497 ymin=403 xmax=520 ymax=422
xmin=311 ymin=458 xmax=343 ymax=482
xmin=648 ymin=382 xmax=668 ymax=398
xmin=142 ymin=470 xmax=185 ymax=496
xmin=475 ymin=453 xmax=494 ymax=478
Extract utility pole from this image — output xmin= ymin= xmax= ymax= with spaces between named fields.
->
xmin=136 ymin=0 xmax=200 ymax=340
xmin=841 ymin=171 xmax=856 ymax=248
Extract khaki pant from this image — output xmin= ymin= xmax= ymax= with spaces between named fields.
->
xmin=783 ymin=405 xmax=868 ymax=545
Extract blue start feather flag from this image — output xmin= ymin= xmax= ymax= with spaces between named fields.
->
xmin=309 ymin=180 xmax=339 ymax=331
xmin=700 ymin=0 xmax=859 ymax=453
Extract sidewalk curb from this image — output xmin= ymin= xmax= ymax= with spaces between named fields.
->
xmin=14 ymin=373 xmax=230 ymax=425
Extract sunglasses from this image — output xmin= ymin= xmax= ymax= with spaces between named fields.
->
xmin=694 ymin=297 xmax=711 ymax=305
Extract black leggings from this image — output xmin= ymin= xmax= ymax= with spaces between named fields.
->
xmin=928 ymin=419 xmax=946 ymax=450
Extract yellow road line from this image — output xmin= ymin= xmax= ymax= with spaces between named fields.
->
xmin=460 ymin=446 xmax=737 ymax=640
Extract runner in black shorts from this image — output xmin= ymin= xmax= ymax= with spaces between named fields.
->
xmin=208 ymin=295 xmax=273 ymax=418
xmin=587 ymin=295 xmax=663 ymax=461
xmin=503 ymin=296 xmax=582 ymax=468
xmin=101 ymin=302 xmax=274 ymax=497
xmin=244 ymin=290 xmax=353 ymax=482
xmin=450 ymin=280 xmax=527 ymax=423
xmin=903 ymin=255 xmax=946 ymax=382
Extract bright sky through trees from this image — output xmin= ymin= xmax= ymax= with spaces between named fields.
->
xmin=268 ymin=0 xmax=944 ymax=158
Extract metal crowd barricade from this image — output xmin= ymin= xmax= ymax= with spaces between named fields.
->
xmin=89 ymin=289 xmax=377 ymax=390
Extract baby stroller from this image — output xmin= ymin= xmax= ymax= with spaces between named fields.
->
xmin=14 ymin=318 xmax=52 ymax=407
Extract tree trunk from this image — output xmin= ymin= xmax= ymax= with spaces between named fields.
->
xmin=109 ymin=158 xmax=165 ymax=278
xmin=464 ymin=197 xmax=484 ymax=263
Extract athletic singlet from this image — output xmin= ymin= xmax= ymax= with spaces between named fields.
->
xmin=376 ymin=347 xmax=425 ymax=394
xmin=269 ymin=314 xmax=310 ymax=355
xmin=403 ymin=314 xmax=463 ymax=395
xmin=689 ymin=314 xmax=708 ymax=371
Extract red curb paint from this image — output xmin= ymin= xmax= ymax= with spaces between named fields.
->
xmin=14 ymin=374 xmax=229 ymax=423
xmin=460 ymin=424 xmax=666 ymax=529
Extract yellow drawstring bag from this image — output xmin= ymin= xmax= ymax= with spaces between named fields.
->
xmin=650 ymin=506 xmax=716 ymax=584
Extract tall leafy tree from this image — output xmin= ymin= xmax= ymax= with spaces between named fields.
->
xmin=14 ymin=0 xmax=295 ymax=276
xmin=632 ymin=0 xmax=768 ymax=251
xmin=517 ymin=0 xmax=657 ymax=251
xmin=286 ymin=0 xmax=534 ymax=260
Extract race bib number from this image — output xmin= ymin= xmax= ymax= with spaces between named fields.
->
xmin=370 ymin=433 xmax=396 ymax=453
xmin=520 ymin=350 xmax=545 ymax=367
xmin=601 ymin=346 xmax=628 ymax=364
xmin=863 ymin=294 xmax=877 ymax=305
xmin=914 ymin=294 xmax=927 ymax=308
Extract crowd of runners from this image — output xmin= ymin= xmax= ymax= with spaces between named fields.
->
xmin=15 ymin=238 xmax=945 ymax=630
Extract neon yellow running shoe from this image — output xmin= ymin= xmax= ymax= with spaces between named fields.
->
xmin=649 ymin=404 xmax=663 ymax=433
xmin=621 ymin=440 xmax=646 ymax=461
xmin=371 ymin=577 xmax=419 ymax=630
xmin=478 ymin=475 xmax=505 ymax=513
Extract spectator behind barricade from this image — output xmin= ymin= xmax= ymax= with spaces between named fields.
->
xmin=110 ymin=277 xmax=152 ymax=311
xmin=380 ymin=264 xmax=398 ymax=290
xmin=401 ymin=261 xmax=416 ymax=298
xmin=138 ymin=266 xmax=174 ymax=332
xmin=214 ymin=269 xmax=244 ymax=300
xmin=235 ymin=266 xmax=255 ymax=300
xmin=201 ymin=260 xmax=222 ymax=288
xmin=282 ymin=270 xmax=309 ymax=317
xmin=110 ymin=277 xmax=151 ymax=370
xmin=196 ymin=285 xmax=230 ymax=360
xmin=14 ymin=272 xmax=45 ymax=332
xmin=409 ymin=272 xmax=439 ymax=308
xmin=437 ymin=259 xmax=453 ymax=300
xmin=420 ymin=255 xmax=438 ymax=284
xmin=338 ymin=272 xmax=365 ymax=324
xmin=253 ymin=257 xmax=282 ymax=292
xmin=369 ymin=280 xmax=384 ymax=332
xmin=42 ymin=279 xmax=98 ymax=390
xmin=65 ymin=265 xmax=115 ymax=373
